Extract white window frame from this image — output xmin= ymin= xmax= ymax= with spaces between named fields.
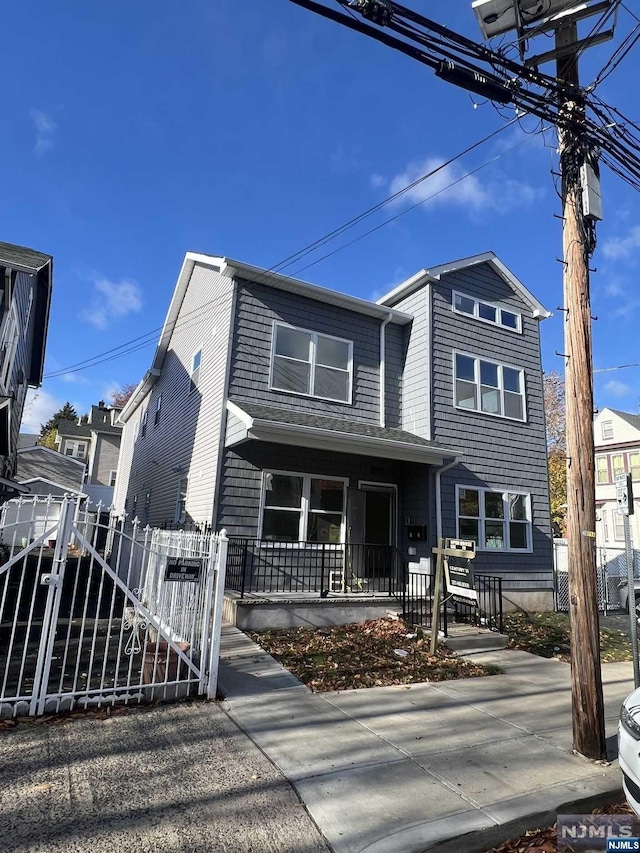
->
xmin=595 ymin=455 xmax=609 ymax=485
xmin=269 ymin=322 xmax=353 ymax=404
xmin=455 ymin=485 xmax=533 ymax=553
xmin=453 ymin=351 xmax=527 ymax=422
xmin=109 ymin=470 xmax=117 ymax=487
xmin=611 ymin=453 xmax=625 ymax=480
xmin=601 ymin=420 xmax=613 ymax=440
xmin=614 ymin=508 xmax=625 ymax=541
xmin=64 ymin=439 xmax=87 ymax=459
xmin=601 ymin=508 xmax=609 ymax=542
xmin=190 ymin=348 xmax=202 ymax=394
xmin=141 ymin=408 xmax=148 ymax=438
xmin=175 ymin=477 xmax=188 ymax=524
xmin=258 ymin=469 xmax=348 ymax=544
xmin=24 ymin=288 xmax=34 ymax=335
xmin=154 ymin=393 xmax=162 ymax=426
xmin=0 ymin=304 xmax=19 ymax=391
xmin=132 ymin=420 xmax=140 ymax=447
xmin=452 ymin=290 xmax=522 ymax=333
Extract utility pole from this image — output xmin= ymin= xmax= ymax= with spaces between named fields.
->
xmin=557 ymin=21 xmax=606 ymax=760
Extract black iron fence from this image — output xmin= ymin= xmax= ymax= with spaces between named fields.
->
xmin=402 ymin=571 xmax=504 ymax=635
xmin=226 ymin=539 xmax=406 ymax=597
xmin=449 ymin=574 xmax=504 ymax=634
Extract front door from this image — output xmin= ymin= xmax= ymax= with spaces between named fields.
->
xmin=364 ymin=489 xmax=394 ymax=546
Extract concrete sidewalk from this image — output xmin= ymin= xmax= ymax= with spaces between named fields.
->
xmin=0 ymin=699 xmax=329 ymax=853
xmin=219 ymin=625 xmax=632 ymax=853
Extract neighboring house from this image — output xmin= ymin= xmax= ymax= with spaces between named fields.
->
xmin=113 ymin=250 xmax=553 ymax=611
xmin=17 ymin=433 xmax=38 ymax=450
xmin=55 ymin=401 xmax=123 ymax=505
xmin=15 ymin=445 xmax=86 ymax=497
xmin=0 ymin=241 xmax=53 ymax=499
xmin=594 ymin=408 xmax=640 ymax=548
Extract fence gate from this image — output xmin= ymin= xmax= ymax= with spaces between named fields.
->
xmin=0 ymin=496 xmax=227 ymax=718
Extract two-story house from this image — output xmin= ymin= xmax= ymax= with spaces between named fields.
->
xmin=55 ymin=401 xmax=123 ymax=504
xmin=594 ymin=407 xmax=640 ymax=548
xmin=113 ymin=250 xmax=553 ymax=614
xmin=0 ymin=241 xmax=53 ymax=499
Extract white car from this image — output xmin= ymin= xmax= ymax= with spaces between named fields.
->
xmin=618 ymin=579 xmax=640 ymax=615
xmin=619 ymin=687 xmax=640 ymax=814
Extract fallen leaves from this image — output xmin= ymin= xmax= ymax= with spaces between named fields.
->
xmin=249 ymin=618 xmax=501 ymax=692
xmin=504 ymin=612 xmax=633 ymax=663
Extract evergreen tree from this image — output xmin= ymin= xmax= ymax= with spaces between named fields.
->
xmin=39 ymin=402 xmax=79 ymax=437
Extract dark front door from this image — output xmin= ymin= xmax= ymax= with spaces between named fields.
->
xmin=364 ymin=489 xmax=393 ymax=546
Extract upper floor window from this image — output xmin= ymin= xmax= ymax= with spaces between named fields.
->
xmin=141 ymin=409 xmax=148 ymax=438
xmin=154 ymin=393 xmax=163 ymax=426
xmin=132 ymin=420 xmax=140 ymax=446
xmin=612 ymin=453 xmax=625 ymax=479
xmin=64 ymin=440 xmax=87 ymax=459
xmin=596 ymin=455 xmax=609 ymax=484
xmin=24 ymin=288 xmax=34 ymax=335
xmin=175 ymin=477 xmax=188 ymax=524
xmin=452 ymin=291 xmax=521 ymax=333
xmin=457 ymin=486 xmax=531 ymax=552
xmin=109 ymin=470 xmax=117 ymax=487
xmin=260 ymin=470 xmax=346 ymax=542
xmin=454 ymin=352 xmax=525 ymax=421
xmin=601 ymin=420 xmax=613 ymax=440
xmin=270 ymin=323 xmax=352 ymax=404
xmin=630 ymin=452 xmax=640 ymax=481
xmin=190 ymin=349 xmax=202 ymax=393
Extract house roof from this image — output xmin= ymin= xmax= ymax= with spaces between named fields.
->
xmin=119 ymin=251 xmax=413 ymax=422
xmin=0 ymin=241 xmax=51 ymax=273
xmin=607 ymin=409 xmax=640 ymax=431
xmin=226 ymin=400 xmax=458 ymax=465
xmin=56 ymin=419 xmax=92 ymax=439
xmin=17 ymin=433 xmax=39 ymax=450
xmin=377 ymin=252 xmax=551 ymax=319
xmin=16 ymin=446 xmax=86 ymax=492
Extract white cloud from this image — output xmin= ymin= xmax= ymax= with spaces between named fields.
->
xmin=378 ymin=156 xmax=544 ymax=215
xmin=60 ymin=372 xmax=90 ymax=384
xmin=80 ymin=276 xmax=143 ymax=330
xmin=604 ymin=379 xmax=632 ymax=398
xmin=21 ymin=389 xmax=63 ymax=434
xmin=602 ymin=226 xmax=640 ymax=261
xmin=30 ymin=109 xmax=57 ymax=157
xmin=369 ymin=173 xmax=385 ymax=189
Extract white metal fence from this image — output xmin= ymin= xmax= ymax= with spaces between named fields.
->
xmin=0 ymin=497 xmax=228 ymax=718
xmin=553 ymin=538 xmax=640 ymax=612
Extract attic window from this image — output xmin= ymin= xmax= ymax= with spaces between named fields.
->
xmin=452 ymin=291 xmax=521 ymax=333
xmin=602 ymin=420 xmax=613 ymax=440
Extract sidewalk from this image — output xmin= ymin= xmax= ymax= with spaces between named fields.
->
xmin=0 ymin=699 xmax=329 ymax=853
xmin=219 ymin=625 xmax=632 ymax=853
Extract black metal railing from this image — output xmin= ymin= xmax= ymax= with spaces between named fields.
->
xmin=402 ymin=571 xmax=504 ymax=635
xmin=450 ymin=574 xmax=504 ymax=634
xmin=225 ymin=539 xmax=407 ymax=597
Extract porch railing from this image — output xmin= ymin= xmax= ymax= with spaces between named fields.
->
xmin=402 ymin=571 xmax=504 ymax=635
xmin=225 ymin=539 xmax=406 ymax=597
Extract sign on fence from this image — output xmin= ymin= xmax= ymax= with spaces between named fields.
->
xmin=164 ymin=558 xmax=204 ymax=582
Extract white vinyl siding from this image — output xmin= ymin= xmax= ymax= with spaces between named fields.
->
xmin=456 ymin=485 xmax=532 ymax=552
xmin=270 ymin=322 xmax=353 ymax=404
xmin=454 ymin=352 xmax=526 ymax=422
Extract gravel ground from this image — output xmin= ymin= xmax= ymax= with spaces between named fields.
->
xmin=0 ymin=700 xmax=329 ymax=853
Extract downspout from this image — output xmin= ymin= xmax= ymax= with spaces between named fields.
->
xmin=379 ymin=312 xmax=393 ymax=428
xmin=435 ymin=457 xmax=460 ymax=542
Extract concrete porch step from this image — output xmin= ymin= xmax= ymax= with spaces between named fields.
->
xmin=443 ymin=624 xmax=509 ymax=653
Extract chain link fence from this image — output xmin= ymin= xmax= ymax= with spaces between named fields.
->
xmin=553 ymin=539 xmax=640 ymax=613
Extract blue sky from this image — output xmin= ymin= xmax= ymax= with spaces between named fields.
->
xmin=3 ymin=0 xmax=639 ymax=431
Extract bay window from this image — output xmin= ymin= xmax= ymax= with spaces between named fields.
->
xmin=261 ymin=471 xmax=346 ymax=543
xmin=271 ymin=323 xmax=352 ymax=403
xmin=457 ymin=486 xmax=531 ymax=551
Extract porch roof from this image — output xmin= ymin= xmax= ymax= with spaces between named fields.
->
xmin=226 ymin=400 xmax=457 ymax=465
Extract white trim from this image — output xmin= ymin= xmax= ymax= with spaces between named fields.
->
xmin=17 ymin=476 xmax=87 ymax=497
xmin=175 ymin=477 xmax=188 ymax=524
xmin=453 ymin=350 xmax=527 ymax=423
xmin=451 ymin=289 xmax=522 ymax=333
xmin=109 ymin=469 xmax=117 ymax=487
xmin=601 ymin=419 xmax=613 ymax=440
xmin=436 ymin=458 xmax=460 ymax=542
xmin=258 ymin=469 xmax=349 ymax=543
xmin=189 ymin=347 xmax=202 ymax=394
xmin=379 ymin=313 xmax=393 ymax=427
xmin=269 ymin=321 xmax=354 ymax=404
xmin=62 ymin=439 xmax=88 ymax=460
xmin=455 ymin=484 xmax=533 ymax=553
xmin=377 ymin=251 xmax=551 ymax=319
xmin=24 ymin=287 xmax=34 ymax=335
xmin=226 ymin=400 xmax=254 ymax=427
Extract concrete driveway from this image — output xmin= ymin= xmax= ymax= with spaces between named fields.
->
xmin=0 ymin=701 xmax=328 ymax=853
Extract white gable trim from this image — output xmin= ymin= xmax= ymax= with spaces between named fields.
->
xmin=17 ymin=445 xmax=87 ymax=468
xmin=17 ymin=476 xmax=87 ymax=496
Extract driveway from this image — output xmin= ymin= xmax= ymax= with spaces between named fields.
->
xmin=0 ymin=701 xmax=328 ymax=853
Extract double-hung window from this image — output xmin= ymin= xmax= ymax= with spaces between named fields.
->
xmin=154 ymin=393 xmax=162 ymax=426
xmin=612 ymin=454 xmax=625 ymax=480
xmin=629 ymin=452 xmax=640 ymax=481
xmin=452 ymin=291 xmax=521 ymax=332
xmin=457 ymin=486 xmax=531 ymax=551
xmin=614 ymin=508 xmax=625 ymax=541
xmin=64 ymin=440 xmax=87 ymax=459
xmin=454 ymin=352 xmax=525 ymax=421
xmin=601 ymin=420 xmax=613 ymax=440
xmin=141 ymin=409 xmax=148 ymax=438
xmin=175 ymin=478 xmax=188 ymax=524
xmin=261 ymin=471 xmax=346 ymax=543
xmin=596 ymin=456 xmax=609 ymax=484
xmin=271 ymin=323 xmax=352 ymax=403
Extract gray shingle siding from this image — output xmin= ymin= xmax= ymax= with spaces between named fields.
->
xmin=91 ymin=434 xmax=121 ymax=486
xmin=389 ymin=262 xmax=552 ymax=591
xmin=228 ymin=279 xmax=392 ymax=425
xmin=113 ymin=263 xmax=234 ymax=526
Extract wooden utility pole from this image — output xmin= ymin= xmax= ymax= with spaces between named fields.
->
xmin=557 ymin=21 xmax=606 ymax=760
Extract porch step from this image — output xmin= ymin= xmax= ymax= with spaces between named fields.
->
xmin=443 ymin=625 xmax=509 ymax=653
